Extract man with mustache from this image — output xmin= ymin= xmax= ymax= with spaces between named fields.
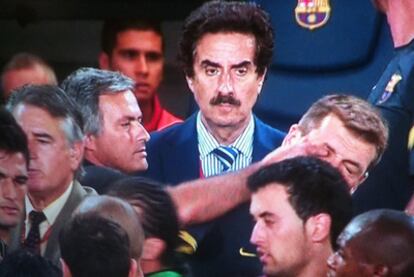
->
xmin=142 ymin=2 xmax=285 ymax=276
xmin=0 ymin=108 xmax=29 ymax=261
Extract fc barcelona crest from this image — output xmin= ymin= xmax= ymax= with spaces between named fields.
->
xmin=295 ymin=0 xmax=331 ymax=30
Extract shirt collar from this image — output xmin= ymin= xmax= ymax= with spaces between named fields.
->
xmin=25 ymin=181 xmax=74 ymax=225
xmin=197 ymin=112 xmax=254 ymax=158
xmin=144 ymin=94 xmax=162 ymax=132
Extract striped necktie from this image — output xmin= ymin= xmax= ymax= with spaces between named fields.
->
xmin=212 ymin=146 xmax=239 ymax=172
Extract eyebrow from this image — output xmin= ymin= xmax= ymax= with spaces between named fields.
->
xmin=258 ymin=211 xmax=275 ymax=219
xmin=119 ymin=115 xmax=142 ymax=122
xmin=15 ymin=175 xmax=29 ymax=182
xmin=200 ymin=60 xmax=220 ymax=68
xmin=33 ymin=132 xmax=54 ymax=141
xmin=232 ymin=61 xmax=252 ymax=69
xmin=0 ymin=171 xmax=28 ymax=181
xmin=200 ymin=59 xmax=253 ymax=69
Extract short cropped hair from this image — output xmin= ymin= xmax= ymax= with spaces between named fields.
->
xmin=107 ymin=177 xmax=183 ymax=270
xmin=343 ymin=209 xmax=414 ymax=276
xmin=298 ymin=94 xmax=388 ymax=170
xmin=1 ymin=52 xmax=57 ymax=88
xmin=178 ymin=1 xmax=273 ymax=78
xmin=0 ymin=107 xmax=29 ymax=167
xmin=74 ymin=195 xmax=144 ymax=261
xmin=60 ymin=214 xmax=131 ymax=277
xmin=248 ymin=156 xmax=353 ymax=248
xmin=101 ymin=18 xmax=164 ymax=55
xmin=61 ymin=67 xmax=134 ymax=136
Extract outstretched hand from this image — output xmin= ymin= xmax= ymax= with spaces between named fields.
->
xmin=261 ymin=137 xmax=329 ymax=166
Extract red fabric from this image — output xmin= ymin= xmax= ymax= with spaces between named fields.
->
xmin=144 ymin=95 xmax=182 ymax=132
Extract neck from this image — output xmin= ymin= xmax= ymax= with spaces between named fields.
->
xmin=0 ymin=228 xmax=10 ymax=244
xmin=201 ymin=114 xmax=251 ymax=145
xmin=28 ymin=180 xmax=72 ymax=210
xmin=297 ymin=243 xmax=332 ymax=277
xmin=141 ymin=98 xmax=154 ymax=126
xmin=85 ymin=151 xmax=105 ymax=168
xmin=386 ymin=1 xmax=414 ymax=47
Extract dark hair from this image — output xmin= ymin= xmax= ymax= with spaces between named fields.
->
xmin=298 ymin=94 xmax=388 ymax=171
xmin=178 ymin=0 xmax=273 ymax=77
xmin=0 ymin=249 xmax=61 ymax=277
xmin=101 ymin=18 xmax=164 ymax=55
xmin=345 ymin=209 xmax=414 ymax=276
xmin=59 ymin=214 xmax=131 ymax=277
xmin=0 ymin=107 xmax=29 ymax=167
xmin=248 ymin=156 xmax=353 ymax=248
xmin=61 ymin=67 xmax=134 ymax=136
xmin=107 ymin=177 xmax=183 ymax=270
xmin=74 ymin=195 xmax=145 ymax=261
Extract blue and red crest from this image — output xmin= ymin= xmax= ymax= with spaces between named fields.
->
xmin=295 ymin=0 xmax=331 ymax=30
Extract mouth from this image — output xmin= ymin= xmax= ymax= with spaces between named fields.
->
xmin=134 ymin=148 xmax=147 ymax=156
xmin=326 ymin=269 xmax=336 ymax=277
xmin=0 ymin=205 xmax=20 ymax=215
xmin=256 ymin=249 xmax=268 ymax=264
xmin=28 ymin=168 xmax=41 ymax=177
xmin=135 ymin=83 xmax=150 ymax=91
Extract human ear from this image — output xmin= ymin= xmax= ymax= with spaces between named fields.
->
xmin=98 ymin=52 xmax=110 ymax=70
xmin=60 ymin=258 xmax=73 ymax=277
xmin=186 ymin=76 xmax=195 ymax=95
xmin=142 ymin=237 xmax=166 ymax=261
xmin=69 ymin=140 xmax=85 ymax=171
xmin=306 ymin=213 xmax=331 ymax=243
xmin=282 ymin=124 xmax=303 ymax=146
xmin=128 ymin=258 xmax=139 ymax=277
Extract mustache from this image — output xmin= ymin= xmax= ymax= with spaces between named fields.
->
xmin=210 ymin=95 xmax=241 ymax=106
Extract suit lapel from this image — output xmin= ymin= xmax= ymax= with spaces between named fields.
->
xmin=252 ymin=117 xmax=285 ymax=162
xmin=43 ymin=181 xmax=88 ymax=264
xmin=163 ymin=114 xmax=200 ymax=184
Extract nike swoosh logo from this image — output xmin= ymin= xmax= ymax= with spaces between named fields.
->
xmin=239 ymin=247 xmax=257 ymax=257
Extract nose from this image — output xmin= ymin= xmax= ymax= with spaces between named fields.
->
xmin=135 ymin=55 xmax=149 ymax=75
xmin=327 ymin=252 xmax=339 ymax=271
xmin=28 ymin=139 xmax=38 ymax=161
xmin=250 ymin=221 xmax=264 ymax=245
xmin=131 ymin=121 xmax=150 ymax=142
xmin=218 ymin=72 xmax=234 ymax=95
xmin=2 ymin=178 xmax=17 ymax=200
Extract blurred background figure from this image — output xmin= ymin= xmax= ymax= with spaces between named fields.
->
xmin=0 ymin=108 xmax=29 ymax=261
xmin=99 ymin=19 xmax=182 ymax=132
xmin=0 ymin=249 xmax=61 ymax=277
xmin=328 ymin=209 xmax=414 ymax=277
xmin=74 ymin=195 xmax=145 ymax=277
xmin=107 ymin=177 xmax=187 ymax=277
xmin=1 ymin=53 xmax=57 ymax=102
xmin=60 ymin=213 xmax=138 ymax=277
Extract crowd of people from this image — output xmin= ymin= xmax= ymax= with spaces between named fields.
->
xmin=0 ymin=0 xmax=413 ymax=277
